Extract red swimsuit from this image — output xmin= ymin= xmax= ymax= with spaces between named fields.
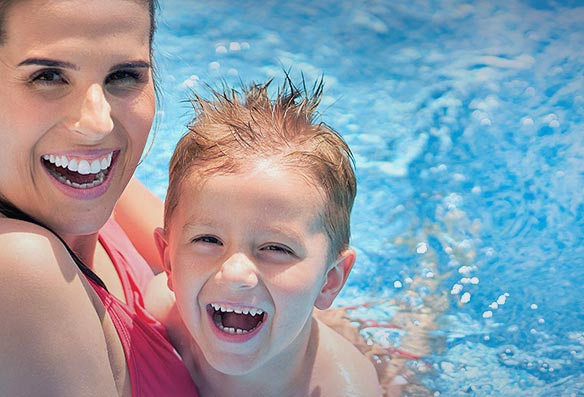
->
xmin=91 ymin=219 xmax=198 ymax=397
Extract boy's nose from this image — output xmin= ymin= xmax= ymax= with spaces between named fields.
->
xmin=215 ymin=253 xmax=258 ymax=290
xmin=72 ymin=84 xmax=114 ymax=140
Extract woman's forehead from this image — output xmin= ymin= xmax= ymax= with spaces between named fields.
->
xmin=3 ymin=0 xmax=151 ymax=51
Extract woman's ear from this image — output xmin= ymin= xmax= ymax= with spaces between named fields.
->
xmin=153 ymin=227 xmax=174 ymax=291
xmin=315 ymin=248 xmax=356 ymax=310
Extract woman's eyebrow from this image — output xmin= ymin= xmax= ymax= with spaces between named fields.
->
xmin=110 ymin=61 xmax=151 ymax=71
xmin=17 ymin=59 xmax=151 ymax=71
xmin=17 ymin=58 xmax=78 ymax=70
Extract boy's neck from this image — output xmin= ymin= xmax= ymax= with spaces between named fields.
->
xmin=185 ymin=317 xmax=320 ymax=397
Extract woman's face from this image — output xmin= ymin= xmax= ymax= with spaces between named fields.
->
xmin=0 ymin=0 xmax=154 ymax=237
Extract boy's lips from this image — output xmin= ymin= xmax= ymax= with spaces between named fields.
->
xmin=208 ymin=303 xmax=267 ymax=338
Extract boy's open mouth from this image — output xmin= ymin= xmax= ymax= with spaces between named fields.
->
xmin=42 ymin=152 xmax=116 ymax=189
xmin=209 ymin=303 xmax=266 ymax=335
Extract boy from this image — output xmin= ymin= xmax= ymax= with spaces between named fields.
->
xmin=150 ymin=77 xmax=383 ymax=396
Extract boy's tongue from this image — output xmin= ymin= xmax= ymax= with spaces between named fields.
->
xmin=221 ymin=312 xmax=261 ymax=331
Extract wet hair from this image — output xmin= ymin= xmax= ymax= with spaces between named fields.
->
xmin=0 ymin=0 xmax=158 ymax=47
xmin=165 ymin=76 xmax=357 ymax=256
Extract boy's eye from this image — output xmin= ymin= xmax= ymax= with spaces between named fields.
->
xmin=192 ymin=235 xmax=223 ymax=246
xmin=260 ymin=244 xmax=295 ymax=256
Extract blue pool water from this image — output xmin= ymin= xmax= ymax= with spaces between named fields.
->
xmin=138 ymin=1 xmax=584 ymax=395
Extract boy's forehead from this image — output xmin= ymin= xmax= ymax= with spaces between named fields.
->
xmin=183 ymin=156 xmax=312 ymax=188
xmin=175 ymin=163 xmax=327 ymax=225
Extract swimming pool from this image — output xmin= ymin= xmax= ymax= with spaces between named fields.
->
xmin=138 ymin=0 xmax=584 ymax=395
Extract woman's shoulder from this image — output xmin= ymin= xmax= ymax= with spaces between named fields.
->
xmin=0 ymin=217 xmax=122 ymax=396
xmin=0 ymin=217 xmax=82 ymax=281
xmin=0 ymin=216 xmax=98 ymax=321
xmin=0 ymin=215 xmax=102 ymax=340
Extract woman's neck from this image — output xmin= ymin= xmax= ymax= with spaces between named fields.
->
xmin=62 ymin=232 xmax=100 ymax=269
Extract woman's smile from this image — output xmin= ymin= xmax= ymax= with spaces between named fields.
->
xmin=41 ymin=150 xmax=119 ymax=198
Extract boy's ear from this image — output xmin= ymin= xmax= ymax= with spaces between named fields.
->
xmin=153 ymin=227 xmax=174 ymax=291
xmin=315 ymin=248 xmax=356 ymax=310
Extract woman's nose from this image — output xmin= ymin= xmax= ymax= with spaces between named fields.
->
xmin=215 ymin=253 xmax=258 ymax=290
xmin=72 ymin=84 xmax=114 ymax=140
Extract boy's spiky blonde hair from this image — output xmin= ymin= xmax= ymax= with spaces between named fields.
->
xmin=165 ymin=76 xmax=356 ymax=256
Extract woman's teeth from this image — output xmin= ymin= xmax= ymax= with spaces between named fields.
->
xmin=42 ymin=152 xmax=114 ymax=188
xmin=43 ymin=153 xmax=113 ymax=174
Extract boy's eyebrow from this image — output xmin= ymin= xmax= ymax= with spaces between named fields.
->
xmin=182 ymin=218 xmax=217 ymax=230
xmin=181 ymin=219 xmax=306 ymax=238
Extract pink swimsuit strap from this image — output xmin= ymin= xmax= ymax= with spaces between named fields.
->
xmin=90 ymin=219 xmax=198 ymax=397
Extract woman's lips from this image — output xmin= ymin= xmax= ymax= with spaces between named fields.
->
xmin=41 ymin=150 xmax=119 ymax=199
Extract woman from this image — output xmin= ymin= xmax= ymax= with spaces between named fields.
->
xmin=0 ymin=0 xmax=198 ymax=396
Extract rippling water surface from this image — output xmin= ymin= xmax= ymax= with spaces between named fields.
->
xmin=137 ymin=1 xmax=584 ymax=395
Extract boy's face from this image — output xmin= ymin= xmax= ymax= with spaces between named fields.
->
xmin=157 ymin=159 xmax=354 ymax=375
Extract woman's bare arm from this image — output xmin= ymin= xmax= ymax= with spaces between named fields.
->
xmin=114 ymin=177 xmax=165 ymax=273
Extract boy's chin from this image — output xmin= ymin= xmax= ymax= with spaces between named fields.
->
xmin=205 ymin=352 xmax=261 ymax=376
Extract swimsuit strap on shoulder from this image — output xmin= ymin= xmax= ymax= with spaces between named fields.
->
xmin=0 ymin=199 xmax=109 ymax=291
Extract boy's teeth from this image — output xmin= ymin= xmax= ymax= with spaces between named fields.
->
xmin=219 ymin=326 xmax=248 ymax=335
xmin=210 ymin=303 xmax=266 ymax=335
xmin=219 ymin=326 xmax=246 ymax=335
xmin=210 ymin=303 xmax=264 ymax=316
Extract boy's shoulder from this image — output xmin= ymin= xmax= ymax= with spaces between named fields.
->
xmin=311 ymin=318 xmax=383 ymax=397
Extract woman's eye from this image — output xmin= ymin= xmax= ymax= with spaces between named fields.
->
xmin=29 ymin=69 xmax=66 ymax=86
xmin=105 ymin=69 xmax=146 ymax=88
